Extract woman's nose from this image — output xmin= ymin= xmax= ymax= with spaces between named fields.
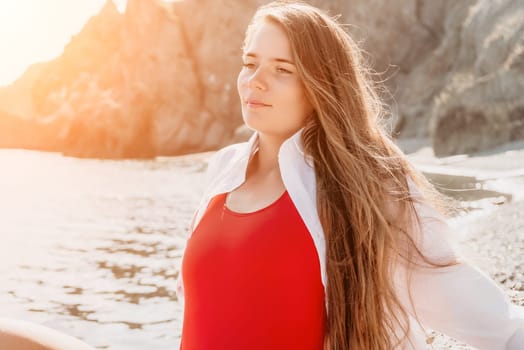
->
xmin=247 ymin=68 xmax=266 ymax=91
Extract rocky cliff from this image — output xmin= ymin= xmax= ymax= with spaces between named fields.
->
xmin=313 ymin=0 xmax=524 ymax=156
xmin=0 ymin=0 xmax=522 ymax=158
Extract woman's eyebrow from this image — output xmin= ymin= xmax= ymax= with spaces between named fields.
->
xmin=244 ymin=52 xmax=295 ymax=65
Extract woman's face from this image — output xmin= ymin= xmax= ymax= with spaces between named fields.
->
xmin=237 ymin=20 xmax=313 ymax=139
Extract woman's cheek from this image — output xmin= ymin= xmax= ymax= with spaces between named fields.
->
xmin=237 ymin=70 xmax=248 ymax=88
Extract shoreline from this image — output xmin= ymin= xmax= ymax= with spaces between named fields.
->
xmin=401 ymin=138 xmax=524 ymax=206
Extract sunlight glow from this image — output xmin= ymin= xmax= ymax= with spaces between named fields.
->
xmin=0 ymin=0 xmax=127 ymax=87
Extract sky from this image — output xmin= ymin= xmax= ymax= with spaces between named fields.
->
xmin=0 ymin=0 xmax=128 ymax=87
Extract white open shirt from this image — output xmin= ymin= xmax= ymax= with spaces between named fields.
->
xmin=176 ymin=128 xmax=524 ymax=349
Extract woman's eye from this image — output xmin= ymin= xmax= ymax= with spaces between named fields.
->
xmin=242 ymin=63 xmax=291 ymax=74
xmin=276 ymin=67 xmax=292 ymax=74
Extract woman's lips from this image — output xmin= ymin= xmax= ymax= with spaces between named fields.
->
xmin=247 ymin=102 xmax=270 ymax=108
xmin=246 ymin=99 xmax=271 ymax=108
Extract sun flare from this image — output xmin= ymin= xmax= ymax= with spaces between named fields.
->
xmin=0 ymin=0 xmax=127 ymax=87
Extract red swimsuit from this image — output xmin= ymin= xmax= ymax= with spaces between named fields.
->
xmin=180 ymin=191 xmax=326 ymax=349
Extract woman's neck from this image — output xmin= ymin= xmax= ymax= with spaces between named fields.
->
xmin=250 ymin=133 xmax=284 ymax=177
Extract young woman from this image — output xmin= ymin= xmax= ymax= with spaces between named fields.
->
xmin=177 ymin=2 xmax=524 ymax=349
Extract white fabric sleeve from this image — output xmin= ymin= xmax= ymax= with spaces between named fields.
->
xmin=395 ymin=180 xmax=524 ymax=350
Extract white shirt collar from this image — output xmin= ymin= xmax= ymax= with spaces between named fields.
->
xmin=243 ymin=127 xmax=311 ymax=169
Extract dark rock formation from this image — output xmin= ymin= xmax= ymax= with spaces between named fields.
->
xmin=427 ymin=0 xmax=524 ymax=156
xmin=321 ymin=0 xmax=523 ymax=156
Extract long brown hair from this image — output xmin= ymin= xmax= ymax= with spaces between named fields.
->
xmin=244 ymin=2 xmax=459 ymax=349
